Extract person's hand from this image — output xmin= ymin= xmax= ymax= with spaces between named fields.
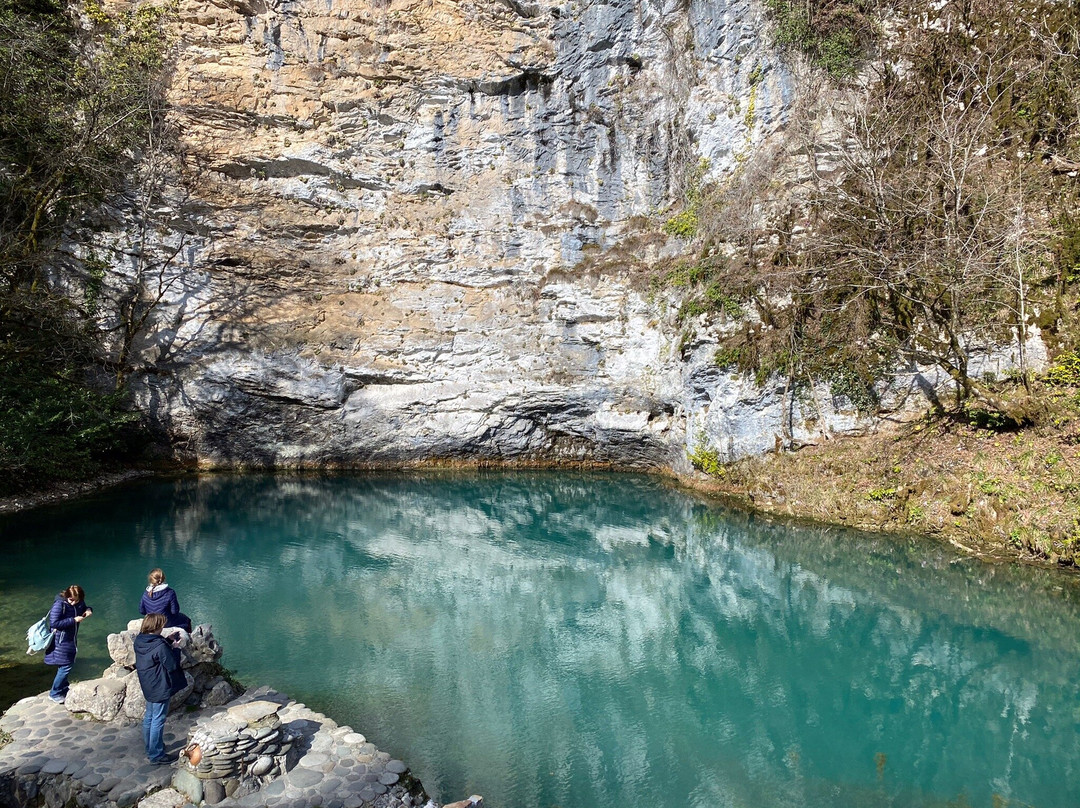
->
xmin=74 ymin=615 xmax=84 ymax=622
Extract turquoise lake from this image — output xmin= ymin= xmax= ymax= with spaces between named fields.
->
xmin=1 ymin=472 xmax=1078 ymax=808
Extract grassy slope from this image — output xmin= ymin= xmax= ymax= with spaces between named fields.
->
xmin=700 ymin=389 xmax=1080 ymax=568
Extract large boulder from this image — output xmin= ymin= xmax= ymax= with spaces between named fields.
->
xmin=122 ymin=671 xmax=146 ymax=719
xmin=123 ymin=670 xmax=196 ymax=718
xmin=202 ymin=678 xmax=238 ymax=708
xmin=65 ymin=677 xmax=126 ymax=721
xmin=106 ymin=630 xmax=136 ymax=667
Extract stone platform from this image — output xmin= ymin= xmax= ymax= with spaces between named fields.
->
xmin=0 ymin=684 xmax=442 ymax=808
xmin=0 ymin=683 xmax=440 ymax=808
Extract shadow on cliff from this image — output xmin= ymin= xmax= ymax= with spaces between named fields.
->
xmin=135 ymin=268 xmax=284 ymax=467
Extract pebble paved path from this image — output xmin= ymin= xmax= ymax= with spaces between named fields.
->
xmin=0 ymin=685 xmax=427 ymax=808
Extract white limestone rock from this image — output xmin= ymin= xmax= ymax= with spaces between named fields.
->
xmin=65 ymin=677 xmax=127 ymax=722
xmin=106 ymin=630 xmax=137 ymax=668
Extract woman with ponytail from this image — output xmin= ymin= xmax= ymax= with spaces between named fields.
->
xmin=139 ymin=569 xmax=192 ymax=632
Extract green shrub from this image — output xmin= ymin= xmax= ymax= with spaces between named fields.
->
xmin=866 ymin=486 xmax=897 ymax=501
xmin=0 ymin=356 xmax=140 ymax=495
xmin=1045 ymin=350 xmax=1080 ymax=386
xmin=663 ymin=208 xmax=699 ymax=239
xmin=688 ymin=441 xmax=725 ymax=477
xmin=763 ymin=0 xmax=878 ymax=77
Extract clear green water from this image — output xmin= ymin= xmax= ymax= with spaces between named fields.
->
xmin=2 ymin=472 xmax=1079 ymax=808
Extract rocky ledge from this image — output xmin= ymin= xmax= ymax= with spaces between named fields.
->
xmin=0 ymin=627 xmax=478 ymax=808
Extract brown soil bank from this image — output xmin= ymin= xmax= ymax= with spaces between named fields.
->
xmin=702 ymin=397 xmax=1080 ymax=568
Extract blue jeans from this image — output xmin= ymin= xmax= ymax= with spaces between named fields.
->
xmin=143 ymin=700 xmax=169 ymax=761
xmin=49 ymin=664 xmax=72 ymax=699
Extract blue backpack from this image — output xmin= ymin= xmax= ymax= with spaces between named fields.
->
xmin=26 ymin=614 xmax=54 ymax=655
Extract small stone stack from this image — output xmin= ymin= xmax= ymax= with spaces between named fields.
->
xmin=173 ymin=700 xmax=298 ymax=804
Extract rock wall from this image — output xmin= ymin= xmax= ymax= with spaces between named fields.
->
xmin=85 ymin=0 xmax=1031 ymax=469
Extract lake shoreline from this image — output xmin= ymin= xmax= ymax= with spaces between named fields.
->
xmin=2 ymin=434 xmax=1074 ymax=573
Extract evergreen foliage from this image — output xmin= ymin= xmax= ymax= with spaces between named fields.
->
xmin=0 ymin=0 xmax=171 ymax=492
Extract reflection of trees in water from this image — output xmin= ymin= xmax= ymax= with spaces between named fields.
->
xmin=11 ymin=472 xmax=1077 ymax=807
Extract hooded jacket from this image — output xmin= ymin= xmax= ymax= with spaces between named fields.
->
xmin=139 ymin=584 xmax=191 ymax=630
xmin=44 ymin=593 xmax=89 ymax=667
xmin=134 ymin=632 xmax=185 ymax=703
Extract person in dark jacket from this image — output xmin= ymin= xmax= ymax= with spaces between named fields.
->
xmin=134 ymin=613 xmax=185 ymax=763
xmin=139 ymin=568 xmax=192 ymax=632
xmin=44 ymin=585 xmax=92 ymax=703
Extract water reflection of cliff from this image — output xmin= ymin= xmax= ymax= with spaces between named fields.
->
xmin=4 ymin=472 xmax=1078 ymax=808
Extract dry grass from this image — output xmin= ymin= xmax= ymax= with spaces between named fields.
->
xmin=705 ymin=389 xmax=1080 ymax=567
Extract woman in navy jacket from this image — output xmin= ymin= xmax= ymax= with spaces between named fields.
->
xmin=44 ymin=584 xmax=92 ymax=703
xmin=134 ymin=613 xmax=186 ymax=763
xmin=139 ymin=568 xmax=192 ymax=632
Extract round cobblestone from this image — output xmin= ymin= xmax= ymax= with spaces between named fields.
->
xmin=386 ymin=760 xmax=407 ymax=774
xmin=264 ymin=780 xmax=286 ymax=796
xmin=287 ymin=766 xmax=324 ymax=788
xmin=16 ymin=759 xmax=45 ymax=775
xmin=320 ymin=776 xmax=343 ymax=793
xmin=41 ymin=758 xmax=68 ymax=775
xmin=298 ymin=752 xmax=330 ymax=769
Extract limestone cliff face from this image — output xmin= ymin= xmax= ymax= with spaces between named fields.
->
xmin=105 ymin=0 xmax=887 ymax=469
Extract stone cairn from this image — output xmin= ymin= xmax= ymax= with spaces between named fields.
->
xmin=65 ymin=622 xmax=241 ymax=722
xmin=173 ymin=700 xmax=297 ymax=804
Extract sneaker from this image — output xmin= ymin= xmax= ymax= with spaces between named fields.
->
xmin=150 ymin=754 xmax=178 ymax=765
xmin=48 ymin=694 xmax=65 ymax=704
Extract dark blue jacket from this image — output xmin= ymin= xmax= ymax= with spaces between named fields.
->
xmin=134 ymin=632 xmax=185 ymax=703
xmin=139 ymin=585 xmax=191 ymax=631
xmin=44 ymin=594 xmax=89 ymax=667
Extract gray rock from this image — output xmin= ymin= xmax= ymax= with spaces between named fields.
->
xmin=16 ymin=758 xmax=46 ymax=775
xmin=167 ymin=671 xmax=195 ymax=712
xmin=110 ymin=783 xmax=146 ymax=808
xmin=107 ymin=631 xmax=137 ymax=667
xmin=137 ymin=787 xmax=188 ymax=808
xmin=226 ymin=701 xmax=279 ymax=726
xmin=66 ymin=677 xmax=127 ymax=721
xmin=124 ymin=671 xmax=147 ymax=720
xmin=249 ymin=756 xmax=274 ymax=777
xmin=172 ymin=768 xmax=204 ymax=804
xmin=41 ymin=758 xmax=68 ymax=775
xmin=203 ymin=779 xmax=226 ymax=805
xmin=287 ymin=767 xmax=324 ymax=788
xmin=298 ymin=752 xmax=329 ymax=769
